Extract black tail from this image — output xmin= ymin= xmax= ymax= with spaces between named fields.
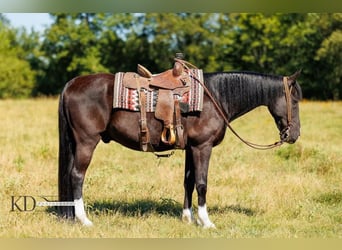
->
xmin=58 ymin=90 xmax=75 ymax=218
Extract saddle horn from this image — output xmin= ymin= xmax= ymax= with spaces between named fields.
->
xmin=173 ymin=61 xmax=183 ymax=77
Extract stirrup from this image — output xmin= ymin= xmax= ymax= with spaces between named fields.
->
xmin=161 ymin=125 xmax=176 ymax=145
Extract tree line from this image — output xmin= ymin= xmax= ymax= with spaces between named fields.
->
xmin=0 ymin=13 xmax=341 ymax=100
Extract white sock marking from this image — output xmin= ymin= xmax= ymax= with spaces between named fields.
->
xmin=74 ymin=198 xmax=93 ymax=226
xmin=182 ymin=208 xmax=194 ymax=224
xmin=197 ymin=204 xmax=216 ymax=229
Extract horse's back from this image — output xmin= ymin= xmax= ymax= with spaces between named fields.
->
xmin=63 ymin=73 xmax=114 ymax=95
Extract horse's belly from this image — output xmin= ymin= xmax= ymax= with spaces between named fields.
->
xmin=104 ymin=110 xmax=172 ymax=151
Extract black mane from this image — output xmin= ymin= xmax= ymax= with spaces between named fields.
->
xmin=203 ymin=71 xmax=293 ymax=120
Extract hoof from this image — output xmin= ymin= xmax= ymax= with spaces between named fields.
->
xmin=58 ymin=206 xmax=75 ymax=219
xmin=81 ymin=217 xmax=93 ymax=227
xmin=196 ymin=218 xmax=216 ymax=229
xmin=182 ymin=208 xmax=195 ymax=224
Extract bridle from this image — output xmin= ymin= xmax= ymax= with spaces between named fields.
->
xmin=280 ymin=76 xmax=293 ymax=144
xmin=176 ymin=58 xmax=294 ymax=150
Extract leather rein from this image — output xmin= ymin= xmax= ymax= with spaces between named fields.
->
xmin=176 ymin=58 xmax=293 ymax=150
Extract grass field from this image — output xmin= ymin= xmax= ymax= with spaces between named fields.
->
xmin=0 ymin=98 xmax=341 ymax=238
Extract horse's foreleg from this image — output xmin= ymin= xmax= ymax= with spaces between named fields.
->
xmin=192 ymin=144 xmax=216 ymax=229
xmin=72 ymin=139 xmax=99 ymax=226
xmin=182 ymin=148 xmax=195 ymax=224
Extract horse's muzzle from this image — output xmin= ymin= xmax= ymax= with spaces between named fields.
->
xmin=280 ymin=125 xmax=299 ymax=144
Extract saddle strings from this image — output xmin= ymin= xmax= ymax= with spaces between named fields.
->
xmin=175 ymin=58 xmax=292 ymax=150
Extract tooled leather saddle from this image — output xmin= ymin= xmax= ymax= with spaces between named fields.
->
xmin=121 ymin=59 xmax=191 ymax=151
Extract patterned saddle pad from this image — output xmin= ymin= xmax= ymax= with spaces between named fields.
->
xmin=113 ymin=69 xmax=204 ymax=113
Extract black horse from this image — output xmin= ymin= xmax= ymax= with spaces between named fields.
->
xmin=58 ymin=68 xmax=302 ymax=228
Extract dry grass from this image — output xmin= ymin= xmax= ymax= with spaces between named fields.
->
xmin=0 ymin=99 xmax=341 ymax=238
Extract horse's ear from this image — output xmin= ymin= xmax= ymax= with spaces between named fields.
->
xmin=173 ymin=61 xmax=183 ymax=76
xmin=288 ymin=69 xmax=302 ymax=84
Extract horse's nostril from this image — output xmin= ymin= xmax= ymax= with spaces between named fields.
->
xmin=287 ymin=138 xmax=297 ymax=144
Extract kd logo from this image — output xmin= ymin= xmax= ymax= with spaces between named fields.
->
xmin=11 ymin=196 xmax=37 ymax=212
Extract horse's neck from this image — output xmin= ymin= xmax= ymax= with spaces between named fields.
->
xmin=213 ymin=73 xmax=282 ymax=122
xmin=228 ymin=94 xmax=265 ymax=121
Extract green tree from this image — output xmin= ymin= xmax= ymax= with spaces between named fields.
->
xmin=37 ymin=13 xmax=108 ymax=95
xmin=0 ymin=16 xmax=35 ymax=98
xmin=29 ymin=13 xmax=341 ymax=99
xmin=278 ymin=13 xmax=342 ymax=100
xmin=145 ymin=13 xmax=225 ymax=72
xmin=314 ymin=14 xmax=342 ymax=100
xmin=215 ymin=13 xmax=341 ymax=100
xmin=98 ymin=13 xmax=154 ymax=72
xmin=99 ymin=13 xmax=226 ymax=73
xmin=315 ymin=30 xmax=342 ymax=99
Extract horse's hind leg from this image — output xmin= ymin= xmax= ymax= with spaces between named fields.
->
xmin=72 ymin=137 xmax=100 ymax=226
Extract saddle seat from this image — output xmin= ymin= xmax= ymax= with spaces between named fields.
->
xmin=123 ymin=61 xmax=190 ymax=91
xmin=122 ymin=60 xmax=190 ymax=150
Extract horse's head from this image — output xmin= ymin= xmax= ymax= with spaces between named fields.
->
xmin=269 ymin=71 xmax=303 ymax=144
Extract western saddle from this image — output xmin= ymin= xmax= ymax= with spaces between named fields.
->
xmin=121 ymin=58 xmax=191 ymax=151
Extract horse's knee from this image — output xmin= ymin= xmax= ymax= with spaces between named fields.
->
xmin=196 ymin=183 xmax=207 ymax=195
